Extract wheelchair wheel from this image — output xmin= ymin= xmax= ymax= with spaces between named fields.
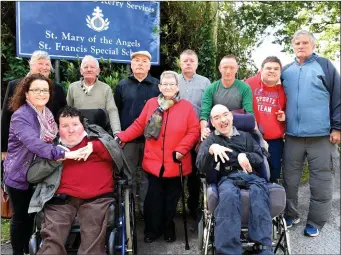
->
xmin=108 ymin=228 xmax=117 ymax=255
xmin=197 ymin=213 xmax=204 ymax=251
xmin=29 ymin=232 xmax=42 ymax=255
xmin=125 ymin=188 xmax=137 ymax=255
xmin=273 ymin=215 xmax=291 ymax=255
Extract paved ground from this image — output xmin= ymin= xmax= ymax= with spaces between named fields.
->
xmin=1 ymin=169 xmax=339 ymax=255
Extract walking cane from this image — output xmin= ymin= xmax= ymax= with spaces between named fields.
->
xmin=173 ymin=152 xmax=190 ymax=250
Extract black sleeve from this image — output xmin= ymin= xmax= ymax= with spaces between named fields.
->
xmin=50 ymin=83 xmax=67 ymax=118
xmin=1 ymin=80 xmax=19 ymax=152
xmin=114 ymin=82 xmax=122 ymax=112
xmin=196 ymin=134 xmax=216 ymax=174
xmin=244 ymin=133 xmax=264 ymax=168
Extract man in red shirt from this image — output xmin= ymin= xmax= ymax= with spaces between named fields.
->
xmin=245 ymin=56 xmax=286 ymax=183
xmin=36 ymin=106 xmax=117 ymax=255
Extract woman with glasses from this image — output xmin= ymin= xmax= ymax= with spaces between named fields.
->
xmin=3 ymin=74 xmax=90 ymax=255
xmin=1 ymin=50 xmax=67 ymax=163
xmin=115 ymin=71 xmax=200 ymax=243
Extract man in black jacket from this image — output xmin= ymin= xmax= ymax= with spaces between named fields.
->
xmin=114 ymin=50 xmax=159 ymax=216
xmin=196 ymin=104 xmax=273 ymax=255
xmin=1 ymin=50 xmax=67 ymax=161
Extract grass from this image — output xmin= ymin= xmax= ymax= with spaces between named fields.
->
xmin=1 ymin=219 xmax=10 ymax=243
xmin=301 ymin=161 xmax=310 ymax=184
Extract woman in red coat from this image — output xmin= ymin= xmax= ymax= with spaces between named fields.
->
xmin=116 ymin=70 xmax=200 ymax=243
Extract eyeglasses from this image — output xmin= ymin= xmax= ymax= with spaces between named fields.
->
xmin=160 ymin=83 xmax=177 ymax=88
xmin=29 ymin=89 xmax=50 ymax=94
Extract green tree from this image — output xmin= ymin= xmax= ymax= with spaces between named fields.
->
xmin=272 ymin=2 xmax=340 ymax=61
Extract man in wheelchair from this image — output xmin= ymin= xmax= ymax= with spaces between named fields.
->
xmin=27 ymin=106 xmax=129 ymax=255
xmin=196 ymin=104 xmax=273 ymax=255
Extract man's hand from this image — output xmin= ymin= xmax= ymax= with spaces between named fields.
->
xmin=330 ymin=130 xmax=341 ymax=144
xmin=276 ymin=110 xmax=286 ymax=122
xmin=201 ymin=127 xmax=211 ymax=141
xmin=209 ymin=144 xmax=233 ymax=163
xmin=237 ymin=153 xmax=252 ymax=173
xmin=175 ymin=152 xmax=184 ymax=161
xmin=1 ymin=152 xmax=7 ymax=161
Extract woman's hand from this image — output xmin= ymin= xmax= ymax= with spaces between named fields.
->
xmin=64 ymin=142 xmax=93 ymax=161
xmin=175 ymin=152 xmax=184 ymax=161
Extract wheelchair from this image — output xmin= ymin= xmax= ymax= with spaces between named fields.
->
xmin=197 ymin=113 xmax=291 ymax=255
xmin=28 ymin=108 xmax=137 ymax=255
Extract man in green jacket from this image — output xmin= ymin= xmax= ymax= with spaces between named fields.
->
xmin=200 ymin=56 xmax=253 ymax=141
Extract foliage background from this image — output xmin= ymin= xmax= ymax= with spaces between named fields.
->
xmin=1 ymin=1 xmax=340 ymax=101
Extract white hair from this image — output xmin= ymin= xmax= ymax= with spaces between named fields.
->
xmin=29 ymin=50 xmax=54 ymax=72
xmin=81 ymin=55 xmax=99 ymax=68
xmin=160 ymin=70 xmax=179 ymax=85
xmin=292 ymin=30 xmax=316 ymax=45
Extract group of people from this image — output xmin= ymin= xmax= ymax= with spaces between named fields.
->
xmin=1 ymin=29 xmax=339 ymax=255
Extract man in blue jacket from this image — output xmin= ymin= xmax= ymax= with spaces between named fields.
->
xmin=281 ymin=30 xmax=340 ymax=237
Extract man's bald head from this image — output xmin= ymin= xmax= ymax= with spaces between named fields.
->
xmin=210 ymin=104 xmax=234 ymax=137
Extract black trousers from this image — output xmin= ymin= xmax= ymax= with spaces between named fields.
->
xmin=144 ymin=174 xmax=181 ymax=239
xmin=187 ymin=149 xmax=201 ymax=217
xmin=6 ymin=185 xmax=34 ymax=255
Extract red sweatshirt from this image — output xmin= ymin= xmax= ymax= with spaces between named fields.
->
xmin=56 ymin=136 xmax=114 ymax=199
xmin=245 ymin=73 xmax=286 ymax=140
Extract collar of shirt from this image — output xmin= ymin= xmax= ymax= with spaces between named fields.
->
xmin=214 ymin=126 xmax=240 ymax=137
xmin=81 ymin=78 xmax=97 ymax=93
xmin=180 ymin=73 xmax=197 ymax=83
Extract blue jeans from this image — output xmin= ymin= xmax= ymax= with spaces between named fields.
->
xmin=214 ymin=172 xmax=273 ymax=255
xmin=267 ymin=138 xmax=284 ymax=183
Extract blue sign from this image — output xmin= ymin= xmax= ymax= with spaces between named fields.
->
xmin=16 ymin=1 xmax=160 ymax=65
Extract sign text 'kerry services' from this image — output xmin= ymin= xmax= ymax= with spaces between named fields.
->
xmin=16 ymin=1 xmax=160 ymax=65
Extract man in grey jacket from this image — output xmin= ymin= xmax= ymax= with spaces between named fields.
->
xmin=28 ymin=106 xmax=131 ymax=255
xmin=178 ymin=49 xmax=211 ymax=222
xmin=66 ymin=55 xmax=121 ymax=135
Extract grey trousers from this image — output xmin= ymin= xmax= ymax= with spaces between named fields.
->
xmin=38 ymin=196 xmax=114 ymax=255
xmin=123 ymin=142 xmax=148 ymax=211
xmin=283 ymin=135 xmax=336 ymax=229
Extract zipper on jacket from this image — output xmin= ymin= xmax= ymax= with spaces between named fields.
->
xmin=159 ymin=110 xmax=169 ymax=178
xmin=296 ymin=65 xmax=302 ymax=135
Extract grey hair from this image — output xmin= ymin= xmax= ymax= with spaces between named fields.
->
xmin=29 ymin=50 xmax=54 ymax=73
xmin=180 ymin=49 xmax=198 ymax=60
xmin=81 ymin=55 xmax=99 ymax=68
xmin=291 ymin=30 xmax=316 ymax=45
xmin=160 ymin=71 xmax=179 ymax=85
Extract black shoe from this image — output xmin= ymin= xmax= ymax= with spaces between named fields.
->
xmin=144 ymin=236 xmax=157 ymax=243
